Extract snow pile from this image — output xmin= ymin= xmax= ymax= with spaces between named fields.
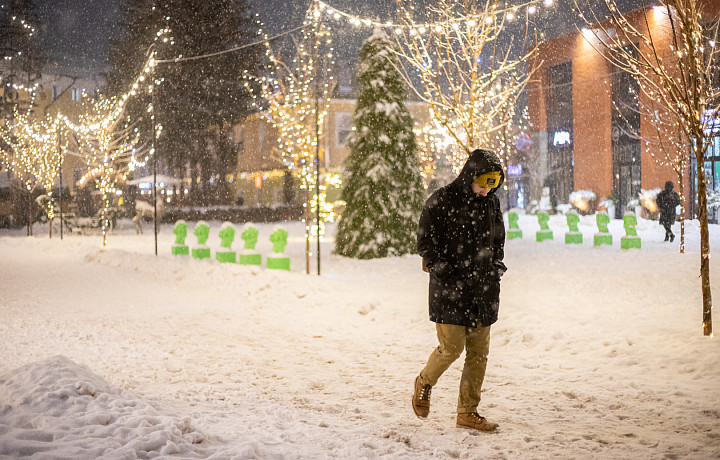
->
xmin=0 ymin=356 xmax=205 ymax=459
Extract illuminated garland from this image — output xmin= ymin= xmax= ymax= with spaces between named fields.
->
xmin=310 ymin=0 xmax=550 ymax=174
xmin=316 ymin=0 xmax=552 ymax=31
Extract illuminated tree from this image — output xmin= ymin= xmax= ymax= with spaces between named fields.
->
xmin=0 ymin=111 xmax=64 ymax=235
xmin=391 ymin=0 xmax=540 ymax=173
xmin=334 ymin=29 xmax=424 ymax=259
xmin=579 ymin=0 xmax=719 ymax=335
xmin=69 ymin=96 xmax=144 ymax=247
xmin=0 ymin=0 xmax=45 ymax=120
xmin=245 ymin=2 xmax=335 ymax=272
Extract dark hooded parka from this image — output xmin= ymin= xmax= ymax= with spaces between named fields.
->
xmin=417 ymin=149 xmax=506 ymax=328
xmin=656 ymin=181 xmax=681 ymax=226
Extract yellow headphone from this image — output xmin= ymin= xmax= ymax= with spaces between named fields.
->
xmin=473 ymin=171 xmax=501 ymax=188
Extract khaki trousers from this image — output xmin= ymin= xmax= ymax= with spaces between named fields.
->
xmin=419 ymin=323 xmax=491 ymax=414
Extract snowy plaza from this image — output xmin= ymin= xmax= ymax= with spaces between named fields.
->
xmin=1 ymin=0 xmax=720 ymax=456
xmin=1 ymin=214 xmax=719 ymax=459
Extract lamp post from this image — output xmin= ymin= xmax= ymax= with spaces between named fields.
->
xmin=315 ymin=55 xmax=321 ymax=276
xmin=150 ymin=45 xmax=158 ymax=256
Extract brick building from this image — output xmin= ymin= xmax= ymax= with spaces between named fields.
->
xmin=528 ymin=4 xmax=720 ymax=219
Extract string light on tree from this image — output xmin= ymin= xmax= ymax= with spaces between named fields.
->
xmin=244 ymin=2 xmax=336 ymax=272
xmin=68 ymin=94 xmax=144 ymax=247
xmin=0 ymin=109 xmax=66 ymax=235
xmin=576 ymin=0 xmax=719 ymax=336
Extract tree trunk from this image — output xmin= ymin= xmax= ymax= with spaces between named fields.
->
xmin=695 ymin=132 xmax=713 ymax=336
xmin=28 ymin=191 xmax=33 ymax=236
xmin=305 ymin=184 xmax=310 ymax=275
xmin=677 ymin=169 xmax=685 ymax=254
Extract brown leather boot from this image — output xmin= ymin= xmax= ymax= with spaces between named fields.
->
xmin=456 ymin=412 xmax=498 ymax=432
xmin=412 ymin=376 xmax=431 ymax=418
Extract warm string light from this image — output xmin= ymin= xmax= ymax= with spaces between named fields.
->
xmin=242 ymin=0 xmax=551 ymax=231
xmin=71 ymin=96 xmax=143 ymax=247
xmin=244 ymin=2 xmax=336 ymax=243
xmin=582 ymin=1 xmax=719 ymax=217
xmin=0 ymin=46 xmax=159 ymax=243
xmin=0 ymin=13 xmax=36 ymax=63
xmin=1 ymin=11 xmax=41 ymax=119
xmin=577 ymin=0 xmax=718 ymax=335
xmin=0 ymin=109 xmax=66 ymax=222
xmin=315 ymin=0 xmax=548 ymax=31
xmin=385 ymin=0 xmax=546 ymax=172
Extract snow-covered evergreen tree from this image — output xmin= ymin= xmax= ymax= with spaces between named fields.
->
xmin=334 ymin=28 xmax=425 ymax=259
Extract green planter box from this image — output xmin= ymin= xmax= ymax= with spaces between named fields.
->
xmin=621 ymin=236 xmax=641 ymax=249
xmin=536 ymin=230 xmax=553 ymax=242
xmin=192 ymin=247 xmax=211 ymax=259
xmin=565 ymin=232 xmax=583 ymax=244
xmin=593 ymin=234 xmax=612 ymax=246
xmin=239 ymin=253 xmax=262 ymax=265
xmin=216 ymin=251 xmax=237 ymax=263
xmin=267 ymin=256 xmax=290 ymax=271
xmin=507 ymin=229 xmax=522 ymax=240
xmin=172 ymin=245 xmax=189 ymax=256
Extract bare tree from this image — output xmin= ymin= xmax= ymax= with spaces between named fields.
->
xmin=70 ymin=96 xmax=145 ymax=247
xmin=578 ymin=0 xmax=719 ymax=335
xmin=245 ymin=4 xmax=335 ymax=273
xmin=0 ymin=109 xmax=64 ymax=236
xmin=391 ymin=0 xmax=539 ymax=173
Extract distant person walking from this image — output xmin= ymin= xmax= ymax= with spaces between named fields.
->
xmin=412 ymin=148 xmax=506 ymax=432
xmin=656 ymin=181 xmax=680 ymax=242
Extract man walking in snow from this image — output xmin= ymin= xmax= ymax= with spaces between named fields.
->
xmin=656 ymin=181 xmax=681 ymax=242
xmin=413 ymin=148 xmax=506 ymax=432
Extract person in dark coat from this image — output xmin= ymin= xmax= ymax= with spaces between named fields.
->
xmin=656 ymin=181 xmax=680 ymax=242
xmin=411 ymin=148 xmax=506 ymax=432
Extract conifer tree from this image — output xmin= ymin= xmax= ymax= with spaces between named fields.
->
xmin=105 ymin=0 xmax=259 ymax=203
xmin=334 ymin=29 xmax=424 ymax=259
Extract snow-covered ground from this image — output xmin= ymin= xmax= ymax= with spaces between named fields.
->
xmin=1 ymin=213 xmax=719 ymax=459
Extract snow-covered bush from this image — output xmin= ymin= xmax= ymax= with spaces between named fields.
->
xmin=598 ymin=196 xmax=616 ymax=219
xmin=626 ymin=198 xmax=640 ymax=213
xmin=638 ymin=188 xmax=661 ymax=219
xmin=569 ymin=190 xmax=596 ymax=215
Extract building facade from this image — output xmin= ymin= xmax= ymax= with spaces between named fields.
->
xmin=231 ymin=95 xmax=431 ymax=209
xmin=528 ymin=4 xmax=720 ymax=219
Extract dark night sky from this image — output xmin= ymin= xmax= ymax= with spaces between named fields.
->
xmin=36 ymin=0 xmax=121 ymax=73
xmin=34 ymin=0 xmax=646 ymax=74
